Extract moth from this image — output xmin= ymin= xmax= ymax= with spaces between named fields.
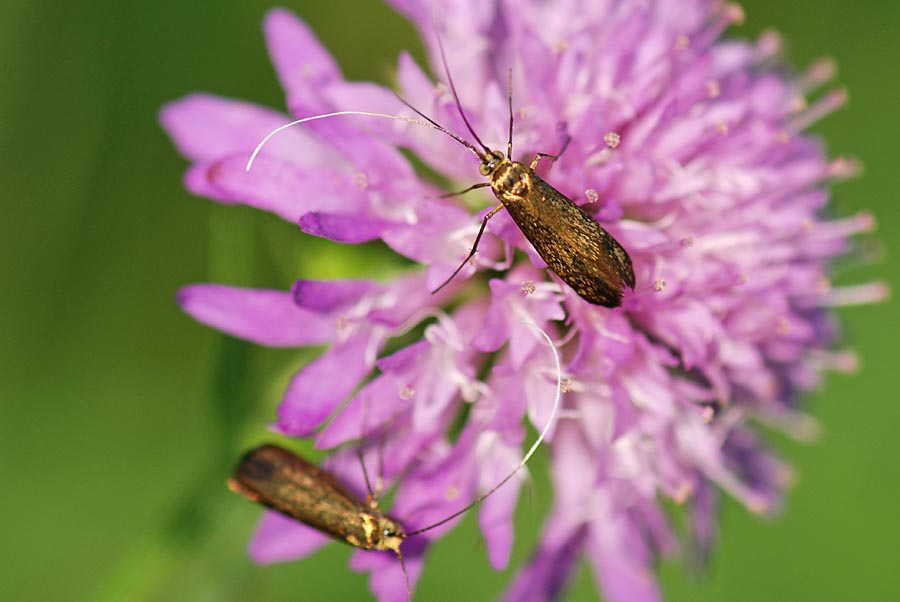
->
xmin=426 ymin=125 xmax=636 ymax=307
xmin=228 ymin=444 xmax=405 ymax=555
xmin=229 ymin=323 xmax=563 ymax=599
xmin=247 ymin=47 xmax=635 ymax=307
xmin=414 ymin=41 xmax=635 ymax=307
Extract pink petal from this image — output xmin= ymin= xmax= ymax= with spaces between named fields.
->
xmin=161 ymin=94 xmax=300 ymax=163
xmin=249 ymin=511 xmax=332 ymax=564
xmin=586 ymin=516 xmax=662 ymax=602
xmin=278 ymin=335 xmax=376 ymax=435
xmin=291 ymin=279 xmax=379 ymax=312
xmin=183 ymin=162 xmax=224 ymax=199
xmin=381 ymin=202 xmax=472 ymax=265
xmin=206 ymin=155 xmax=368 ymax=223
xmin=477 ymin=435 xmax=523 ymax=570
xmin=177 ymin=284 xmax=334 ymax=347
xmin=263 ymin=8 xmax=342 ymax=109
xmin=316 ymin=374 xmax=408 ymax=449
xmin=300 ymin=212 xmax=392 ymax=243
xmin=350 ymin=546 xmax=424 ymax=602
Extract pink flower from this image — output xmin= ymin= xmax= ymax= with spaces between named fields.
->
xmin=162 ymin=2 xmax=883 ymax=601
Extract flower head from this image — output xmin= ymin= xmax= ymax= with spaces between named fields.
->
xmin=162 ymin=1 xmax=882 ymax=600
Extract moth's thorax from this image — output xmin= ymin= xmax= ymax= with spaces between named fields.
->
xmin=490 ymin=160 xmax=533 ymax=205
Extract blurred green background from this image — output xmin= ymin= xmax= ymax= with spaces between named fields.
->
xmin=1 ymin=1 xmax=897 ymax=601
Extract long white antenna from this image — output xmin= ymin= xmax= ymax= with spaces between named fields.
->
xmin=516 ymin=322 xmax=563 ymax=468
xmin=406 ymin=320 xmax=562 ymax=535
xmin=245 ymin=111 xmax=438 ymax=172
xmin=245 ymin=105 xmax=488 ymax=173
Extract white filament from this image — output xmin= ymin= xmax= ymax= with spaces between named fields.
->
xmin=245 ymin=111 xmax=437 ymax=172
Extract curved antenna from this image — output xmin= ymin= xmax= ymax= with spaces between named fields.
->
xmin=406 ymin=321 xmax=563 ymax=536
xmin=245 ymin=111 xmax=479 ymax=173
xmin=358 ymin=398 xmax=377 ymax=502
xmin=393 ymin=93 xmax=484 ymax=159
xmin=507 ymin=69 xmax=514 ymax=160
xmin=431 ymin=7 xmax=492 ymax=155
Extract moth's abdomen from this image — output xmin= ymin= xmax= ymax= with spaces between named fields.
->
xmin=497 ymin=168 xmax=635 ymax=307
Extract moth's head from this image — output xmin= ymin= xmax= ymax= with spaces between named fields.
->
xmin=378 ymin=517 xmax=406 ymax=553
xmin=479 ymin=150 xmax=506 ymax=177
